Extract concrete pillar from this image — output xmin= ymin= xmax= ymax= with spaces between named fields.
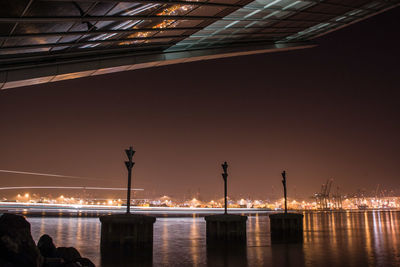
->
xmin=100 ymin=214 xmax=156 ymax=266
xmin=205 ymin=214 xmax=247 ymax=245
xmin=269 ymin=213 xmax=303 ymax=243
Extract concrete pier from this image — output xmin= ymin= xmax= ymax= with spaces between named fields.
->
xmin=100 ymin=213 xmax=156 ymax=265
xmin=269 ymin=213 xmax=303 ymax=243
xmin=205 ymin=214 xmax=247 ymax=245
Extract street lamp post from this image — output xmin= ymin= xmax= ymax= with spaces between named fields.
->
xmin=221 ymin=161 xmax=228 ymax=215
xmin=269 ymin=170 xmax=303 ymax=242
xmin=99 ymin=146 xmax=156 ymax=262
xmin=204 ymin=161 xmax=247 ymax=245
xmin=124 ymin=146 xmax=135 ymax=214
xmin=282 ymin=170 xmax=287 ymax=214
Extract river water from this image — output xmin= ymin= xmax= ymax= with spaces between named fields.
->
xmin=27 ymin=211 xmax=400 ymax=266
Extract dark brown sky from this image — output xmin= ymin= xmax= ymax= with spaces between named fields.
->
xmin=0 ymin=7 xmax=399 ymax=200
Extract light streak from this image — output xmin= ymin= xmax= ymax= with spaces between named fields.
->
xmin=264 ymin=0 xmax=282 ymax=9
xmin=0 ymin=169 xmax=110 ymax=181
xmin=282 ymin=1 xmax=301 ymax=10
xmin=0 ymin=186 xmax=143 ymax=191
xmin=244 ymin=9 xmax=261 ymax=18
xmin=0 ymin=201 xmax=268 ymax=214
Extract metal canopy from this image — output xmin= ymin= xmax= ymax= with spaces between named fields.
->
xmin=0 ymin=0 xmax=398 ymax=89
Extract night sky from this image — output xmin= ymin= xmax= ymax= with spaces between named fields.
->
xmin=0 ymin=7 xmax=399 ymax=200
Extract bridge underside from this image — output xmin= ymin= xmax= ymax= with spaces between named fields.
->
xmin=0 ymin=0 xmax=398 ymax=89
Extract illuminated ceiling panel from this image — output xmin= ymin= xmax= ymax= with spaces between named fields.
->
xmin=0 ymin=0 xmax=398 ymax=89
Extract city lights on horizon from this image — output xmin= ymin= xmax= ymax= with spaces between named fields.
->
xmin=5 ymin=192 xmax=400 ymax=211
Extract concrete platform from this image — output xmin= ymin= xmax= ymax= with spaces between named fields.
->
xmin=269 ymin=213 xmax=303 ymax=243
xmin=205 ymin=214 xmax=247 ymax=245
xmin=100 ymin=213 xmax=156 ymax=253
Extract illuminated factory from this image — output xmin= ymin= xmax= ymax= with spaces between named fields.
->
xmin=1 ymin=0 xmax=398 ymax=89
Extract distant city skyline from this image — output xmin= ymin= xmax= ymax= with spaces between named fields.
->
xmin=0 ymin=7 xmax=399 ymax=199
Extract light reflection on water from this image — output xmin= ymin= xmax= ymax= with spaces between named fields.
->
xmin=28 ymin=211 xmax=400 ymax=266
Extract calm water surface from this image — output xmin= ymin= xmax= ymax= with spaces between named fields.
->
xmin=28 ymin=211 xmax=400 ymax=266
